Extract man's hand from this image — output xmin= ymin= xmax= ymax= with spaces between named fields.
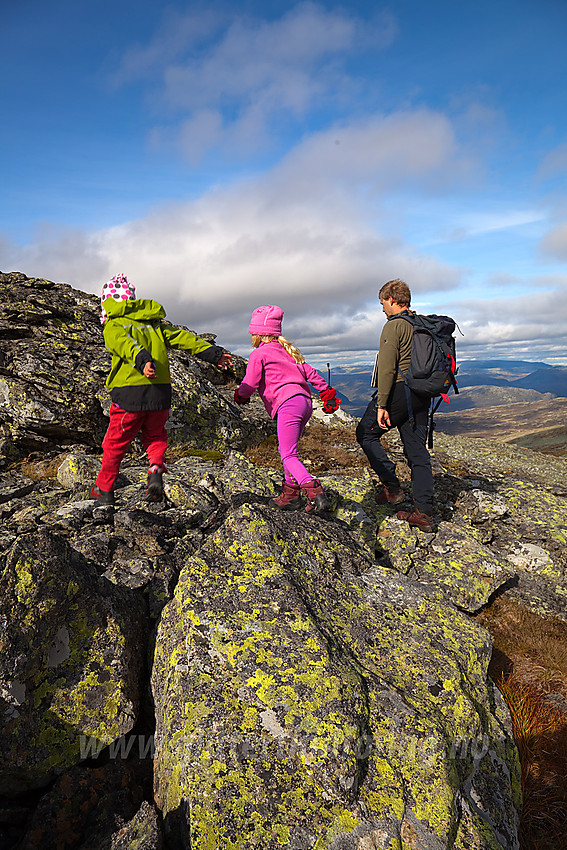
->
xmin=217 ymin=352 xmax=233 ymax=369
xmin=377 ymin=407 xmax=391 ymax=430
xmin=143 ymin=362 xmax=157 ymax=379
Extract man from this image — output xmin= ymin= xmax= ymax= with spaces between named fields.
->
xmin=356 ymin=278 xmax=435 ymax=532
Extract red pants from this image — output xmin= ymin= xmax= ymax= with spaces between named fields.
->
xmin=96 ymin=404 xmax=169 ymax=491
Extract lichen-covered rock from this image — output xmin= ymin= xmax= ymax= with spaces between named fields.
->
xmin=0 ymin=528 xmax=147 ymax=794
xmin=433 ymin=436 xmax=567 ymax=622
xmin=152 ymin=502 xmax=520 ymax=849
xmin=56 ymin=451 xmax=101 ymax=488
xmin=412 ymin=520 xmax=516 ymax=613
xmin=318 ymin=470 xmax=383 ymax=548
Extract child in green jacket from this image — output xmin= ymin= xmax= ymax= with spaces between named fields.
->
xmin=90 ymin=274 xmax=232 ymax=505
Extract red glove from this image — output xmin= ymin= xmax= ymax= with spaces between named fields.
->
xmin=322 ymin=396 xmax=341 ymax=414
xmin=319 ymin=387 xmax=342 ymax=414
xmin=319 ymin=387 xmax=336 ymax=402
xmin=234 ymin=387 xmax=249 ymax=405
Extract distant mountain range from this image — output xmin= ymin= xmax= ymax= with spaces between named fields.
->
xmin=326 ymin=359 xmax=567 ymax=456
xmin=328 ymin=360 xmax=567 ymax=417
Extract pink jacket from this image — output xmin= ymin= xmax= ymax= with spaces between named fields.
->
xmin=238 ymin=341 xmax=329 ymax=418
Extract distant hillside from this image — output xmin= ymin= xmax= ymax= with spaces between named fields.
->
xmin=456 ymin=360 xmax=566 ymax=395
xmin=510 ymin=367 xmax=567 ymax=395
xmin=436 ymin=397 xmax=567 ymax=457
xmin=442 ymin=385 xmax=555 ymax=412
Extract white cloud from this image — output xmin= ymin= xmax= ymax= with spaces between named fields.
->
xmin=443 ymin=281 xmax=567 ymax=364
xmin=112 ymin=3 xmax=398 ymax=160
xmin=3 ymin=102 xmax=566 ymax=367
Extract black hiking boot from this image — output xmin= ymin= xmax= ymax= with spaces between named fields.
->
xmin=146 ymin=465 xmax=166 ymax=502
xmin=89 ymin=484 xmax=115 ymax=506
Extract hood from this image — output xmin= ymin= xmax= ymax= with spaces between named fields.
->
xmin=103 ymin=298 xmax=167 ymax=322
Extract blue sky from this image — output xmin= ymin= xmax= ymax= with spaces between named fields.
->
xmin=2 ymin=0 xmax=567 ymax=368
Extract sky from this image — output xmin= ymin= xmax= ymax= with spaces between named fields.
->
xmin=2 ymin=0 xmax=567 ymax=369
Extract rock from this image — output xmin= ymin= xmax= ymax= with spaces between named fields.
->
xmin=0 ymin=528 xmax=147 ymax=794
xmin=456 ymin=489 xmax=509 ymax=523
xmin=57 ymin=451 xmax=101 ymax=488
xmin=18 ymin=760 xmax=153 ymax=850
xmin=152 ymin=503 xmax=520 ymax=849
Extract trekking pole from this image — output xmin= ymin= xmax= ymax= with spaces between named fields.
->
xmin=327 ymin=362 xmax=331 ymax=385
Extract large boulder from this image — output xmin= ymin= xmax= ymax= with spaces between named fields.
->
xmin=152 ymin=503 xmax=520 ymax=849
xmin=0 ymin=528 xmax=147 ymax=794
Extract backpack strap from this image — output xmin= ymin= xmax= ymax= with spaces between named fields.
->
xmin=393 ymin=311 xmax=415 ymax=425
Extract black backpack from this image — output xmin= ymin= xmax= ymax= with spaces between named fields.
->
xmin=396 ymin=312 xmax=459 ymax=446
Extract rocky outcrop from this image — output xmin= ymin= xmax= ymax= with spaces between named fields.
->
xmin=0 ymin=272 xmax=273 ymax=467
xmin=1 ymin=272 xmax=566 ymax=848
xmin=0 ymin=528 xmax=146 ymax=795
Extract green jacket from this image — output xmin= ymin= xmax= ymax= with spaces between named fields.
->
xmin=102 ymin=298 xmax=223 ymax=411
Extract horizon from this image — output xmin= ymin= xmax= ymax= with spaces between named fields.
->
xmin=306 ymin=355 xmax=566 ymax=373
xmin=2 ymin=0 xmax=567 ymax=366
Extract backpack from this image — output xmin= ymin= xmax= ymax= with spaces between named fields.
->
xmin=396 ymin=312 xmax=459 ymax=447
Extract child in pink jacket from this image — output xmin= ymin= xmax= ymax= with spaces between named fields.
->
xmin=234 ymin=305 xmax=341 ymax=514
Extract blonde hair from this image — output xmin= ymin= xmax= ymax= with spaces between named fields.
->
xmin=251 ymin=334 xmax=305 ymax=363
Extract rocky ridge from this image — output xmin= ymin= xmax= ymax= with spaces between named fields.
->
xmin=0 ymin=272 xmax=566 ymax=850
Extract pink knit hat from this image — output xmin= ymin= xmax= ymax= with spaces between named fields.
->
xmin=248 ymin=305 xmax=283 ymax=336
xmin=100 ymin=274 xmax=136 ymax=324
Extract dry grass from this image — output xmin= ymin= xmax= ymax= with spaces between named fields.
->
xmin=244 ymin=421 xmax=369 ymax=477
xmin=477 ymin=597 xmax=567 ymax=849
xmin=19 ymin=455 xmax=64 ymax=480
xmin=498 ymin=675 xmax=567 ymax=849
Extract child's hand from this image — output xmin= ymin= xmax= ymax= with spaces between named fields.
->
xmin=217 ymin=352 xmax=233 ymax=369
xmin=143 ymin=362 xmax=157 ymax=379
xmin=234 ymin=387 xmax=250 ymax=405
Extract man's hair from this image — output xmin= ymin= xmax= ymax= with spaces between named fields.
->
xmin=379 ymin=279 xmax=411 ymax=307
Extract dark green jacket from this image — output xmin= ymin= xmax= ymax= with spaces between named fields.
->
xmin=375 ymin=311 xmax=414 ymax=408
xmin=102 ymin=298 xmax=223 ymax=411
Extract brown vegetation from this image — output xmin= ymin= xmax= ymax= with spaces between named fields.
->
xmin=476 ymin=597 xmax=567 ymax=849
xmin=244 ymin=421 xmax=369 ymax=476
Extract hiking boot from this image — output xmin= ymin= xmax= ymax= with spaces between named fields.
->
xmin=396 ymin=507 xmax=435 ymax=533
xmin=89 ymin=484 xmax=115 ymax=506
xmin=146 ymin=465 xmax=166 ymax=502
xmin=301 ymin=479 xmax=331 ymax=514
xmin=375 ymin=484 xmax=405 ymax=505
xmin=270 ymin=481 xmax=302 ymax=511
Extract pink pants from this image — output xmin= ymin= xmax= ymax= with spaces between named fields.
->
xmin=276 ymin=394 xmax=315 ymax=486
xmin=96 ymin=403 xmax=169 ymax=491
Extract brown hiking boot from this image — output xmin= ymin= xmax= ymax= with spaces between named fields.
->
xmin=396 ymin=507 xmax=435 ymax=533
xmin=270 ymin=481 xmax=302 ymax=511
xmin=301 ymin=479 xmax=331 ymax=514
xmin=375 ymin=484 xmax=405 ymax=505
